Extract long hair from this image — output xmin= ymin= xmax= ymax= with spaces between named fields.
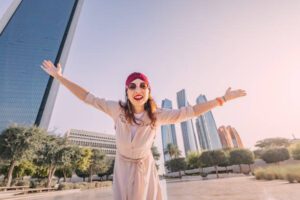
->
xmin=119 ymin=89 xmax=157 ymax=128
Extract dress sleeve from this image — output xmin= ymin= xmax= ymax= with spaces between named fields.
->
xmin=155 ymin=106 xmax=196 ymax=125
xmin=83 ymin=92 xmax=121 ymax=120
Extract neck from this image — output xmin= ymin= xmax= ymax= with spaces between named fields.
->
xmin=133 ymin=105 xmax=145 ymax=114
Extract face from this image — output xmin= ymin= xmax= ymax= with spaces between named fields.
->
xmin=126 ymin=79 xmax=150 ymax=108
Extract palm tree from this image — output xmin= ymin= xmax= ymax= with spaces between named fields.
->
xmin=165 ymin=143 xmax=181 ymax=159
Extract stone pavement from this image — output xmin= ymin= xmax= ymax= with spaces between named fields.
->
xmin=1 ymin=176 xmax=300 ymax=200
xmin=167 ymin=176 xmax=300 ymax=200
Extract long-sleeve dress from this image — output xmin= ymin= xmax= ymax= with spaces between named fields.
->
xmin=84 ymin=92 xmax=196 ymax=200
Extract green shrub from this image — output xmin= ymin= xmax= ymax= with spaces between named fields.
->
xmin=290 ymin=143 xmax=300 ymax=160
xmin=14 ymin=180 xmax=30 ymax=186
xmin=58 ymin=182 xmax=74 ymax=190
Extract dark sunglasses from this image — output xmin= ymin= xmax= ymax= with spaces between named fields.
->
xmin=127 ymin=82 xmax=148 ymax=90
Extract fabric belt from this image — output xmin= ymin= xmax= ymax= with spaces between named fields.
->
xmin=118 ymin=151 xmax=151 ymax=200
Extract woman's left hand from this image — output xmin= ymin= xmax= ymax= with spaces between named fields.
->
xmin=224 ymin=87 xmax=247 ymax=101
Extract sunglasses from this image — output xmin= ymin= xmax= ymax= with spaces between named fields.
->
xmin=127 ymin=82 xmax=148 ymax=90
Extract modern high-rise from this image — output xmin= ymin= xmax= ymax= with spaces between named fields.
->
xmin=177 ymin=89 xmax=198 ymax=155
xmin=195 ymin=95 xmax=222 ymax=150
xmin=0 ymin=0 xmax=84 ymax=132
xmin=218 ymin=125 xmax=244 ymax=149
xmin=161 ymin=99 xmax=178 ymax=161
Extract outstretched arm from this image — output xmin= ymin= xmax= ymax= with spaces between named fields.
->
xmin=40 ymin=60 xmax=120 ymax=119
xmin=193 ymin=87 xmax=247 ymax=116
xmin=40 ymin=60 xmax=88 ymax=101
xmin=156 ymin=87 xmax=246 ymax=125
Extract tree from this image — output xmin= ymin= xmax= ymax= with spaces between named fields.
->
xmin=151 ymin=145 xmax=160 ymax=170
xmin=165 ymin=143 xmax=181 ymax=159
xmin=186 ymin=151 xmax=200 ymax=170
xmin=75 ymin=147 xmax=92 ymax=182
xmin=75 ymin=168 xmax=89 ymax=182
xmin=260 ymin=147 xmax=290 ymax=164
xmin=229 ymin=149 xmax=254 ymax=173
xmin=165 ymin=158 xmax=187 ymax=177
xmin=57 ymin=145 xmax=81 ymax=182
xmin=77 ymin=147 xmax=92 ymax=171
xmin=0 ymin=125 xmax=46 ymax=187
xmin=255 ymin=138 xmax=290 ymax=149
xmin=218 ymin=151 xmax=230 ymax=174
xmin=199 ymin=150 xmax=227 ymax=178
xmin=290 ymin=142 xmax=300 ymax=160
xmin=55 ymin=167 xmax=72 ymax=183
xmin=13 ymin=160 xmax=37 ymax=179
xmin=35 ymin=135 xmax=71 ymax=187
xmin=88 ymin=149 xmax=107 ymax=182
xmin=98 ymin=159 xmax=114 ymax=181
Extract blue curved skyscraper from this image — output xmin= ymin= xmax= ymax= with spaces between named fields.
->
xmin=0 ymin=0 xmax=84 ymax=131
xmin=177 ymin=89 xmax=198 ymax=155
xmin=195 ymin=95 xmax=222 ymax=150
xmin=161 ymin=99 xmax=178 ymax=161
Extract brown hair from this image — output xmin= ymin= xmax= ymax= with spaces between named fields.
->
xmin=119 ymin=89 xmax=157 ymax=128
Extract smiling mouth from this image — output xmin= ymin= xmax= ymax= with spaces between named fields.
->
xmin=134 ymin=95 xmax=143 ymax=100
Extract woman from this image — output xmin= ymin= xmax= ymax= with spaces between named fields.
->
xmin=41 ymin=60 xmax=246 ymax=200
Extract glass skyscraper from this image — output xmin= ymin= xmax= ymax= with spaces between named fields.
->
xmin=161 ymin=99 xmax=178 ymax=161
xmin=176 ymin=89 xmax=198 ymax=155
xmin=195 ymin=95 xmax=222 ymax=150
xmin=0 ymin=0 xmax=84 ymax=132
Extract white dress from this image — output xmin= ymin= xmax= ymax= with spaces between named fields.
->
xmin=83 ymin=92 xmax=196 ymax=200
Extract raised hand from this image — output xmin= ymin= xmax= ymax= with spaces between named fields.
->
xmin=40 ymin=60 xmax=62 ymax=79
xmin=224 ymin=87 xmax=247 ymax=101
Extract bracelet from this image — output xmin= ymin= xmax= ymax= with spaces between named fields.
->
xmin=222 ymin=96 xmax=227 ymax=102
xmin=216 ymin=97 xmax=224 ymax=106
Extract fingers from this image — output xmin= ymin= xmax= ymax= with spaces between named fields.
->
xmin=226 ymin=87 xmax=231 ymax=93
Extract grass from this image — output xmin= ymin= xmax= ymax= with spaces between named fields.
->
xmin=254 ymin=164 xmax=300 ymax=183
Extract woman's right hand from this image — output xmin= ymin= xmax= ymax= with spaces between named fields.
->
xmin=40 ymin=60 xmax=62 ymax=79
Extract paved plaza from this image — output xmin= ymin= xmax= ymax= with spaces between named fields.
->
xmin=1 ymin=176 xmax=300 ymax=200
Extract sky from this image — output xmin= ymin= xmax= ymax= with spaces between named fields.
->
xmin=2 ymin=0 xmax=299 ymax=151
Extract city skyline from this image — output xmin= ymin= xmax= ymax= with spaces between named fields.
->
xmin=1 ymin=0 xmax=299 ymax=148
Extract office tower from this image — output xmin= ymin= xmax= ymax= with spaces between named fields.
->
xmin=0 ymin=0 xmax=84 ymax=131
xmin=177 ymin=89 xmax=198 ymax=155
xmin=161 ymin=99 xmax=178 ymax=161
xmin=195 ymin=95 xmax=222 ymax=150
xmin=218 ymin=125 xmax=244 ymax=148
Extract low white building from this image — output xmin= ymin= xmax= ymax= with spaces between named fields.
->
xmin=65 ymin=129 xmax=116 ymax=157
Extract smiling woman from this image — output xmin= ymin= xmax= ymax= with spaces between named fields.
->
xmin=40 ymin=60 xmax=246 ymax=200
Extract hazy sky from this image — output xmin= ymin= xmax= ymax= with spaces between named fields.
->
xmin=3 ymin=0 xmax=299 ymax=149
xmin=47 ymin=0 xmax=300 ymax=149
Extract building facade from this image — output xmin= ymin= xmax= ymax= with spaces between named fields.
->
xmin=218 ymin=125 xmax=244 ymax=148
xmin=65 ymin=129 xmax=116 ymax=157
xmin=177 ymin=89 xmax=198 ymax=155
xmin=195 ymin=95 xmax=222 ymax=150
xmin=0 ymin=0 xmax=84 ymax=132
xmin=161 ymin=99 xmax=178 ymax=161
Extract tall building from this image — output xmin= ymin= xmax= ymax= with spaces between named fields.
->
xmin=0 ymin=0 xmax=84 ymax=132
xmin=218 ymin=125 xmax=244 ymax=148
xmin=195 ymin=95 xmax=222 ymax=150
xmin=177 ymin=89 xmax=198 ymax=155
xmin=65 ymin=129 xmax=116 ymax=157
xmin=161 ymin=99 xmax=178 ymax=161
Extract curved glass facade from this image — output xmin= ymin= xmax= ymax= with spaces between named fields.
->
xmin=161 ymin=99 xmax=178 ymax=161
xmin=176 ymin=89 xmax=198 ymax=155
xmin=0 ymin=0 xmax=79 ymax=131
